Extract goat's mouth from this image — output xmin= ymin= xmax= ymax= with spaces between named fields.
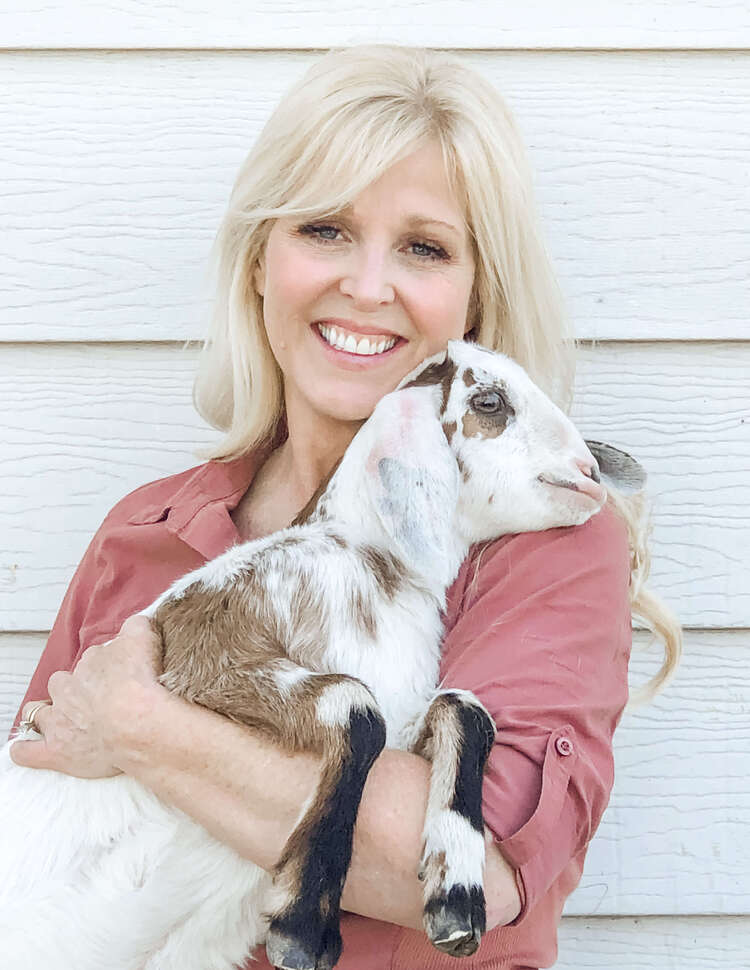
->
xmin=537 ymin=474 xmax=606 ymax=505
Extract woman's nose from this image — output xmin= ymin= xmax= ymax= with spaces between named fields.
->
xmin=338 ymin=247 xmax=395 ymax=308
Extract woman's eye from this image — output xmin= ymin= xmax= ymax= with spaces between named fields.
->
xmin=409 ymin=240 xmax=449 ymax=261
xmin=298 ymin=224 xmax=341 ymax=241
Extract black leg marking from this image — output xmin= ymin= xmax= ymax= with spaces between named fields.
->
xmin=449 ymin=699 xmax=496 ymax=832
xmin=267 ymin=707 xmax=386 ymax=970
xmin=419 ymin=692 xmax=495 ymax=959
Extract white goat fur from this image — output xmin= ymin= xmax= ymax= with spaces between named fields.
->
xmin=0 ymin=341 xmax=617 ymax=970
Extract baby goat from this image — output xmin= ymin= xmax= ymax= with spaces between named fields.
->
xmin=0 ymin=340 xmax=643 ymax=970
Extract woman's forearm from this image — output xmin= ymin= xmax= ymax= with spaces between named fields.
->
xmin=115 ymin=680 xmax=520 ymax=931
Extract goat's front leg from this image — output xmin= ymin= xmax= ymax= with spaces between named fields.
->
xmin=185 ymin=660 xmax=386 ymax=970
xmin=411 ymin=689 xmax=496 ymax=958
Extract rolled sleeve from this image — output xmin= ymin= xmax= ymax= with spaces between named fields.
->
xmin=440 ymin=505 xmax=632 ymax=923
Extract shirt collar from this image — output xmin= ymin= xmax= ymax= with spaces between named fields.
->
xmin=128 ymin=434 xmax=282 ymax=561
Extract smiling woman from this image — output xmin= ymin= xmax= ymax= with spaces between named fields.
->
xmin=11 ymin=43 xmax=680 ymax=970
xmin=253 ymin=143 xmax=475 ymax=433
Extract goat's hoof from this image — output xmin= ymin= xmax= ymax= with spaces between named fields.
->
xmin=266 ymin=940 xmax=315 ymax=970
xmin=265 ymin=924 xmax=342 ymax=970
xmin=424 ymin=885 xmax=486 ymax=958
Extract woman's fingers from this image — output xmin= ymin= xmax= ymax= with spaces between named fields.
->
xmin=12 ymin=702 xmax=58 ymax=770
xmin=115 ymin=613 xmax=164 ymax=677
xmin=10 ymin=735 xmax=54 ymax=769
xmin=20 ymin=698 xmax=52 ymax=731
xmin=10 ymin=613 xmax=164 ymax=777
xmin=48 ymin=668 xmax=73 ymax=699
xmin=120 ymin=613 xmax=154 ymax=638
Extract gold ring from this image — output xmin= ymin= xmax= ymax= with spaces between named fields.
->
xmin=19 ymin=699 xmax=51 ymax=733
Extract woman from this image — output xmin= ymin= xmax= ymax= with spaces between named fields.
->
xmin=11 ymin=45 xmax=680 ymax=969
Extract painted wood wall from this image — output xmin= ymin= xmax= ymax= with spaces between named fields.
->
xmin=1 ymin=3 xmax=748 ymax=966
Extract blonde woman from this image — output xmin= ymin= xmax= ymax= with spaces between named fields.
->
xmin=11 ymin=45 xmax=680 ymax=970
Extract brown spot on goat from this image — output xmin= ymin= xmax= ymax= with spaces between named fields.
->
xmin=442 ymin=420 xmax=457 ymax=443
xmin=359 ymin=544 xmax=410 ymax=600
xmin=402 ymin=356 xmax=457 ymax=416
xmin=462 ymin=385 xmax=515 ymax=439
xmin=153 ymin=576 xmax=286 ymax=714
xmin=351 ymin=586 xmax=377 ymax=640
xmin=462 ymin=410 xmax=508 ymax=440
xmin=153 ymin=561 xmax=330 ymax=717
xmin=456 ymin=456 xmax=470 ymax=483
xmin=462 ymin=367 xmax=476 ymax=388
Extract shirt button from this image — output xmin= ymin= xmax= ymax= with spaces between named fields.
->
xmin=555 ymin=736 xmax=573 ymax=756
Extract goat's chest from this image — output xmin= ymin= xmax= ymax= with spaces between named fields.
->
xmin=297 ymin=587 xmax=444 ymax=748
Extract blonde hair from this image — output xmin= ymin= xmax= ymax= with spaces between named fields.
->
xmin=193 ymin=43 xmax=681 ymax=702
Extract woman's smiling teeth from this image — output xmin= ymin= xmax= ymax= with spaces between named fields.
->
xmin=317 ymin=323 xmax=398 ymax=356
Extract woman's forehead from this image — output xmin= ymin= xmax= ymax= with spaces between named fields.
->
xmin=287 ymin=140 xmax=469 ymax=229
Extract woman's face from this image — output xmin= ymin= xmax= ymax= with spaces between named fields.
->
xmin=254 ymin=141 xmax=476 ymax=428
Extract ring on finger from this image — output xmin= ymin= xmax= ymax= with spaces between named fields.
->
xmin=19 ymin=699 xmax=52 ymax=733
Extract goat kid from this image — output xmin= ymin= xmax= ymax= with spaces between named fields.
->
xmin=0 ymin=340 xmax=644 ymax=970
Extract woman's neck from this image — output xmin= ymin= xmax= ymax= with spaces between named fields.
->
xmin=232 ymin=397 xmax=365 ymax=542
xmin=278 ymin=398 xmax=365 ymax=511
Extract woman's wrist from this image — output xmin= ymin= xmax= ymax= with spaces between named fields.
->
xmin=112 ymin=688 xmax=324 ymax=871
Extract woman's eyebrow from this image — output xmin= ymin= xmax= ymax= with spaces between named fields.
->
xmin=403 ymin=215 xmax=463 ymax=238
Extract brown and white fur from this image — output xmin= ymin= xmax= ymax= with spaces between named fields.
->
xmin=0 ymin=340 xmax=644 ymax=970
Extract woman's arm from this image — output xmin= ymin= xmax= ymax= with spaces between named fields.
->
xmin=11 ymin=615 xmax=521 ymax=932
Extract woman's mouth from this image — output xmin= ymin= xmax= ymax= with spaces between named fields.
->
xmin=315 ymin=322 xmax=402 ymax=357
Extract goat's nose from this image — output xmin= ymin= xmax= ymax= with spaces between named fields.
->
xmin=576 ymin=456 xmax=600 ymax=483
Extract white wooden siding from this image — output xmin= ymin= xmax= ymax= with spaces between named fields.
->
xmin=556 ymin=916 xmax=750 ymax=969
xmin=1 ymin=0 xmax=750 ymax=50
xmin=1 ymin=6 xmax=747 ymax=966
xmin=1 ymin=50 xmax=748 ymax=342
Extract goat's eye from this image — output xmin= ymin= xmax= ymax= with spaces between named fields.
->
xmin=470 ymin=389 xmax=507 ymax=414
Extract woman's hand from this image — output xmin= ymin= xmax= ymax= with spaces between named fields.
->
xmin=10 ymin=614 xmax=165 ymax=778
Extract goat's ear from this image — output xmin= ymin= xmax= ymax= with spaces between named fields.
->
xmin=357 ymin=386 xmax=460 ymax=570
xmin=585 ymin=440 xmax=647 ymax=493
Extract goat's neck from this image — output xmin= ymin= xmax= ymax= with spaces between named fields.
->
xmin=318 ymin=462 xmax=470 ymax=603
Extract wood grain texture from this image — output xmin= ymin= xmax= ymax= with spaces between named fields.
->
xmin=566 ymin=630 xmax=750 ymax=917
xmin=0 ymin=632 xmax=42 ymax=738
xmin=572 ymin=342 xmax=750 ymax=630
xmin=1 ymin=340 xmax=747 ymax=629
xmin=2 ymin=631 xmax=749 ymax=918
xmin=555 ymin=916 xmax=750 ymax=969
xmin=1 ymin=50 xmax=748 ymax=341
xmin=1 ymin=0 xmax=750 ymax=50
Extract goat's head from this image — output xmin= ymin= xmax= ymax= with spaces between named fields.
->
xmin=328 ymin=340 xmax=644 ymax=576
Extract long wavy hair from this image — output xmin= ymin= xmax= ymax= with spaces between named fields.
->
xmin=193 ymin=44 xmax=681 ymax=703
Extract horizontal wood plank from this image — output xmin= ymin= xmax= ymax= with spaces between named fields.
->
xmin=572 ymin=342 xmax=750 ymax=629
xmin=0 ymin=51 xmax=748 ymax=341
xmin=1 ymin=340 xmax=746 ymax=629
xmin=566 ymin=631 xmax=750 ymax=916
xmin=1 ymin=0 xmax=749 ymax=50
xmin=0 ymin=632 xmax=41 ymax=737
xmin=3 ymin=632 xmax=749 ymax=917
xmin=555 ymin=915 xmax=750 ymax=968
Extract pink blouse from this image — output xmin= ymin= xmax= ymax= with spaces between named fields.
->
xmin=14 ymin=449 xmax=632 ymax=970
